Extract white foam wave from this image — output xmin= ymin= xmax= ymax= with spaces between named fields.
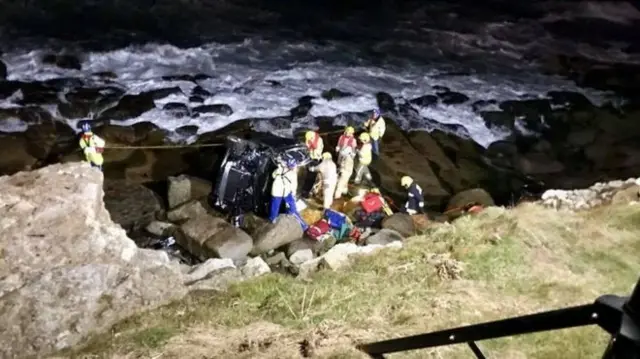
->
xmin=0 ymin=39 xmax=616 ymax=147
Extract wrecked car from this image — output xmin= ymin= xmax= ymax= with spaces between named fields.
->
xmin=209 ymin=134 xmax=312 ymax=217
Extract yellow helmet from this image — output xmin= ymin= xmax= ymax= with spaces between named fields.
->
xmin=322 ymin=152 xmax=332 ymax=160
xmin=345 ymin=126 xmax=355 ymax=135
xmin=305 ymin=131 xmax=316 ymax=141
xmin=401 ymin=176 xmax=413 ymax=187
xmin=370 ymin=188 xmax=380 ymax=194
xmin=359 ymin=132 xmax=370 ymax=142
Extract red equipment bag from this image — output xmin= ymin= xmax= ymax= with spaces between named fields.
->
xmin=306 ymin=219 xmax=331 ymax=241
xmin=361 ymin=193 xmax=384 ymax=213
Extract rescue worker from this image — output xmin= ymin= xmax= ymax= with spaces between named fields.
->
xmin=78 ymin=122 xmax=106 ymax=171
xmin=401 ymin=176 xmax=425 ymax=215
xmin=354 ymin=132 xmax=373 ymax=184
xmin=305 ymin=130 xmax=324 ymax=161
xmin=335 ymin=126 xmax=357 ymax=162
xmin=270 ymin=157 xmax=308 ymax=230
xmin=363 ymin=109 xmax=386 ymax=156
xmin=312 ymin=152 xmax=338 ymax=209
xmin=301 ymin=130 xmax=324 ymax=199
xmin=334 ymin=146 xmax=354 ymax=199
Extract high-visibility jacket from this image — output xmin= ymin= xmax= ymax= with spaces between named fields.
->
xmin=336 ymin=134 xmax=357 ymax=153
xmin=358 ymin=142 xmax=373 ymax=166
xmin=79 ymin=133 xmax=105 ymax=166
xmin=365 ymin=116 xmax=386 ymax=140
xmin=271 ymin=166 xmax=297 ymax=197
xmin=305 ymin=133 xmax=324 ymax=160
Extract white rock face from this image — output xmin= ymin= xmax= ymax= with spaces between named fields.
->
xmin=539 ymin=178 xmax=640 ymax=211
xmin=0 ymin=162 xmax=187 ymax=359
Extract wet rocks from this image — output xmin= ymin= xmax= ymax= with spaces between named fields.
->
xmin=192 ymin=85 xmax=212 ymax=97
xmin=409 ymin=94 xmax=438 ymax=107
xmin=193 ymin=104 xmax=233 ymax=116
xmin=41 ymin=53 xmax=82 ymax=70
xmin=0 ymin=59 xmax=7 ymax=79
xmin=321 ymin=88 xmax=352 ymax=100
xmin=436 ymin=90 xmax=469 ymax=105
xmin=189 ymin=95 xmax=204 ymax=103
xmin=291 ymin=95 xmax=315 ymax=118
xmin=0 ymin=162 xmax=186 ymax=359
xmin=99 ymin=93 xmax=156 ymax=121
xmin=375 ymin=91 xmax=396 ymax=112
xmin=162 ymin=102 xmax=191 ymax=118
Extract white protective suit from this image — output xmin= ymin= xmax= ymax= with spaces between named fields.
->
xmin=335 ymin=147 xmax=354 ymax=199
xmin=315 ymin=157 xmax=338 ymax=209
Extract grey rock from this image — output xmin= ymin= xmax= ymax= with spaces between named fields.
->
xmin=250 ymin=215 xmax=304 ymax=255
xmin=241 ymin=257 xmax=271 ymax=277
xmin=365 ymin=228 xmax=404 ymax=246
xmin=178 ymin=215 xmax=253 ymax=260
xmin=381 ymin=213 xmax=415 ymax=237
xmin=289 ymin=249 xmax=315 ymax=265
xmin=0 ymin=162 xmax=186 ymax=359
xmin=167 ymin=175 xmax=212 ymax=210
xmin=145 ymin=221 xmax=177 ymax=237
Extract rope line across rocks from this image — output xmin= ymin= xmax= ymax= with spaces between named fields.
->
xmin=104 ymin=143 xmax=225 ymax=149
xmin=101 ymin=129 xmax=345 ymax=150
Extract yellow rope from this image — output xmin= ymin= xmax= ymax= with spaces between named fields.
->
xmin=104 ymin=143 xmax=224 ymax=150
xmin=102 ymin=129 xmax=346 ymax=150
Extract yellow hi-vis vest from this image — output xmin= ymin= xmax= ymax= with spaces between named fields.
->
xmin=358 ymin=143 xmax=372 ymax=166
xmin=365 ymin=116 xmax=386 ymax=140
xmin=79 ymin=133 xmax=106 ymax=166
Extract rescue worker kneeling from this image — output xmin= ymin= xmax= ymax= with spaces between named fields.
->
xmin=401 ymin=176 xmax=425 ymax=215
xmin=354 ymin=132 xmax=373 ymax=184
xmin=79 ymin=122 xmax=106 ymax=171
xmin=269 ymin=158 xmax=308 ymax=230
xmin=312 ymin=152 xmax=338 ymax=209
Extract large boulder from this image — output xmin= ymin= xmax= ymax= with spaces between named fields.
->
xmin=446 ymin=188 xmax=495 ymax=212
xmin=167 ymin=174 xmax=213 ymax=209
xmin=381 ymin=213 xmax=415 ymax=237
xmin=371 ymin=121 xmax=450 ymax=207
xmin=0 ymin=162 xmax=186 ymax=359
xmin=250 ymin=215 xmax=304 ymax=255
xmin=176 ymin=209 xmax=253 ymax=260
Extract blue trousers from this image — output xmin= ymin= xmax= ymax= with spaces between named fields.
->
xmin=269 ymin=193 xmax=308 ymax=230
xmin=371 ymin=139 xmax=380 ymax=156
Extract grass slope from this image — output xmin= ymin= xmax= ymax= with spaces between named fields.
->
xmin=59 ymin=202 xmax=640 ymax=359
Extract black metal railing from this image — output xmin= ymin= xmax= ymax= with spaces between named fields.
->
xmin=357 ymin=276 xmax=640 ymax=359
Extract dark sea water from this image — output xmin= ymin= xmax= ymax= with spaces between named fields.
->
xmin=1 ymin=0 xmax=639 ymax=146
